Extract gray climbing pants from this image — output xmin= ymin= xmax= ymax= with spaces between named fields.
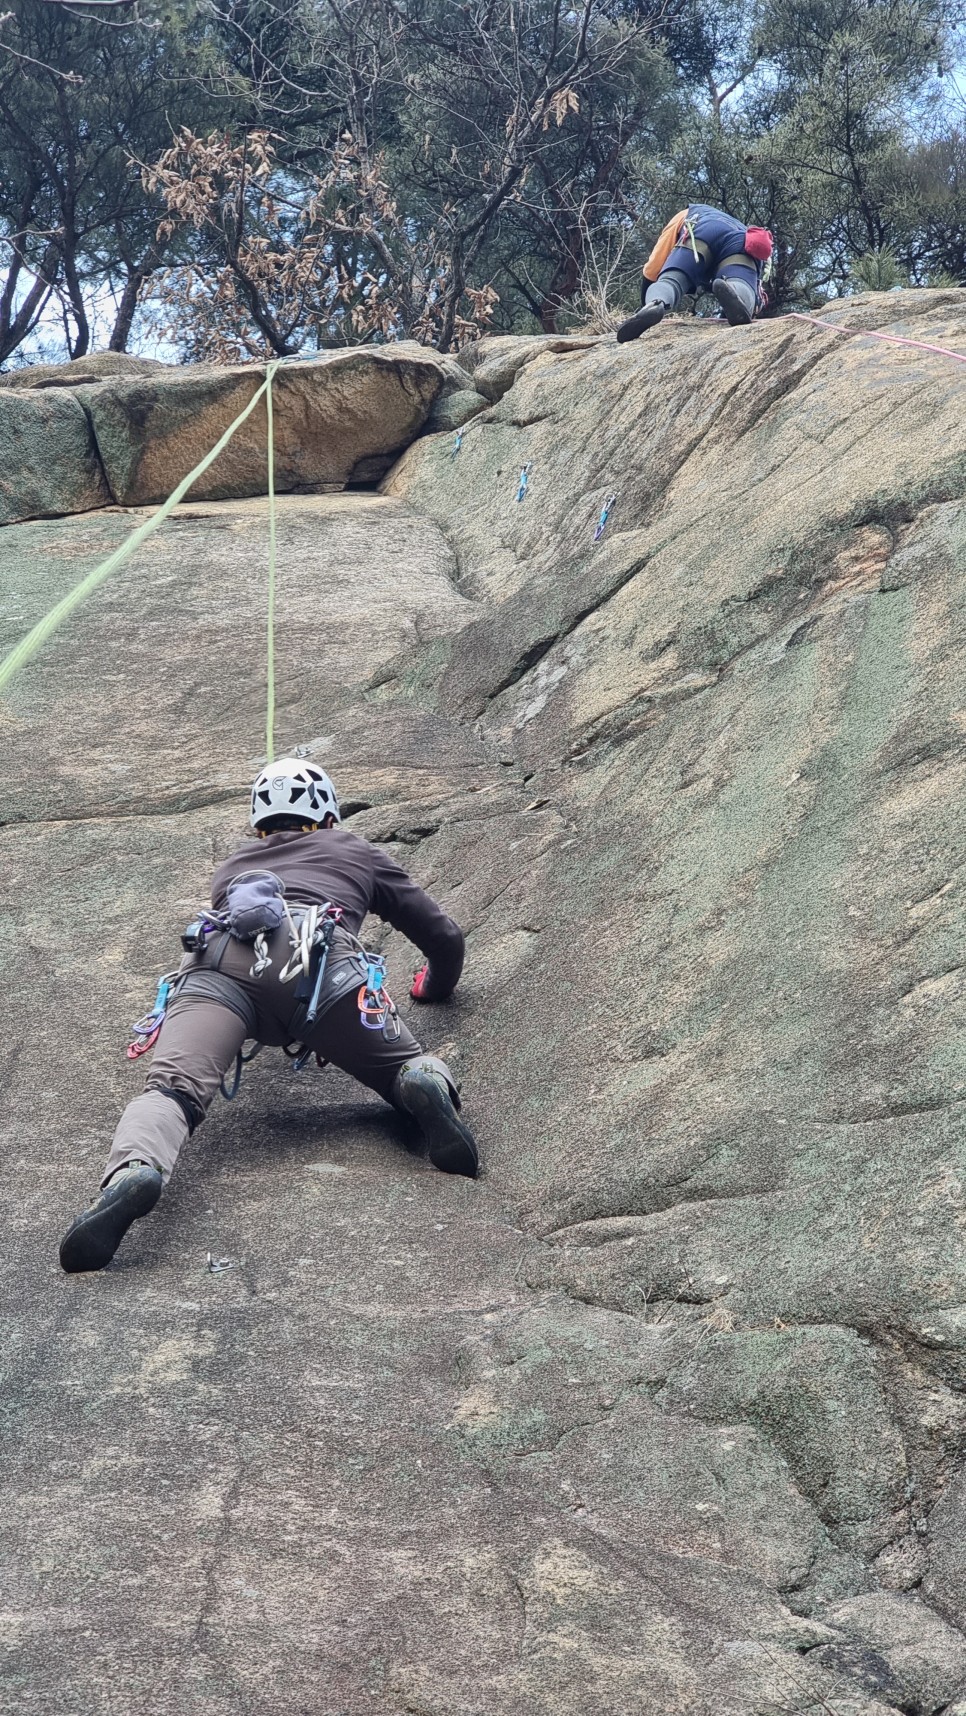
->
xmin=102 ymin=922 xmax=431 ymax=1185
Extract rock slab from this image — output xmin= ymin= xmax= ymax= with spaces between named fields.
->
xmin=6 ymin=291 xmax=966 ymax=1715
xmin=0 ymin=386 xmax=109 ymax=524
xmin=80 ymin=348 xmax=445 ymax=506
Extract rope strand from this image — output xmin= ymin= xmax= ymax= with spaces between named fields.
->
xmin=265 ymin=363 xmax=277 ymax=763
xmin=0 ymin=369 xmax=277 ymax=697
xmin=788 ymin=311 xmax=966 ymax=367
xmin=0 ymin=359 xmax=282 ymax=770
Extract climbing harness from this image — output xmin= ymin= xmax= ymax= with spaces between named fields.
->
xmin=451 ymin=428 xmax=464 ymax=459
xmin=126 ymin=972 xmax=180 ymax=1060
xmin=594 ymin=493 xmax=617 ymax=543
xmin=516 ymin=462 xmax=533 ymax=503
xmin=788 ymin=312 xmax=966 ymax=369
xmin=126 ymin=890 xmax=397 ymax=1104
xmin=357 ymin=955 xmax=400 ymax=1037
xmin=275 ymin=898 xmax=399 ymax=1054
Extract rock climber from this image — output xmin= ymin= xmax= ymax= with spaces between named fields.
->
xmin=616 ymin=203 xmax=774 ymax=341
xmin=59 ymin=756 xmax=478 ymax=1274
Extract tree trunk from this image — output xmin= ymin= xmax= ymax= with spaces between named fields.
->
xmin=109 ymin=245 xmax=163 ymax=352
xmin=538 ymin=235 xmax=582 ymax=332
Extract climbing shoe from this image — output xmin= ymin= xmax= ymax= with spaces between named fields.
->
xmin=59 ymin=1161 xmax=162 ymax=1274
xmin=615 ymin=302 xmax=665 ymax=342
xmin=392 ymin=1061 xmax=479 ymax=1179
xmin=712 ymin=277 xmax=755 ymax=326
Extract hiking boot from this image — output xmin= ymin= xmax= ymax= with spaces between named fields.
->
xmin=712 ymin=276 xmax=756 ymax=325
xmin=392 ymin=1060 xmax=479 ymax=1178
xmin=615 ymin=302 xmax=665 ymax=343
xmin=59 ymin=1161 xmax=162 ymax=1274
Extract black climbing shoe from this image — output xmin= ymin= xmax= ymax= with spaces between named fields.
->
xmin=616 ymin=302 xmax=665 ymax=343
xmin=712 ymin=278 xmax=755 ymax=326
xmin=59 ymin=1161 xmax=162 ymax=1274
xmin=393 ymin=1064 xmax=479 ymax=1179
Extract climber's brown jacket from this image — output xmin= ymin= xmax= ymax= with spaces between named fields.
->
xmin=211 ymin=827 xmax=464 ymax=999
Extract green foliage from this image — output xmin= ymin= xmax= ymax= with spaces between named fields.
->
xmin=0 ymin=0 xmax=963 ymax=361
xmin=851 ymin=247 xmax=903 ymax=292
xmin=650 ymin=0 xmax=966 ymax=308
xmin=0 ymin=0 xmax=218 ymax=360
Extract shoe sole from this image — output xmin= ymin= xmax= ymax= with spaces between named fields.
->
xmin=712 ymin=280 xmax=754 ymax=325
xmin=59 ymin=1168 xmax=162 ymax=1274
xmin=616 ymin=304 xmax=665 ymax=343
xmin=400 ymin=1081 xmax=479 ymax=1178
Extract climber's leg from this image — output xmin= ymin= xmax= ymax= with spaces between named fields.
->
xmin=711 ymin=258 xmax=759 ymax=325
xmin=107 ymin=997 xmax=248 ymax=1182
xmin=306 ymin=990 xmax=478 ymax=1178
xmin=391 ymin=1056 xmax=478 ymax=1178
xmin=616 ymin=263 xmax=699 ymax=343
xmin=59 ymin=998 xmax=247 ymax=1274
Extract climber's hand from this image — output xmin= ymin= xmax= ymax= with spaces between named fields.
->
xmin=410 ymin=964 xmax=433 ymax=1001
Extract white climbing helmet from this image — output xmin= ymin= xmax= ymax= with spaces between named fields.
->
xmin=250 ymin=756 xmax=341 ymax=830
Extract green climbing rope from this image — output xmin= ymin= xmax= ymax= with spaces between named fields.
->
xmin=0 ymin=362 xmax=282 ymax=749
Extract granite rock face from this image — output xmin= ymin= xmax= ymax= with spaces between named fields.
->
xmin=0 ymin=385 xmax=109 ymax=524
xmin=4 ymin=291 xmax=966 ymax=1713
xmin=0 ymin=352 xmax=169 ymax=390
xmin=82 ymin=348 xmax=445 ymax=505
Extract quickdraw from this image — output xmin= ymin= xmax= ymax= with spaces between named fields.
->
xmin=594 ymin=493 xmax=617 ymax=543
xmin=451 ymin=427 xmax=464 ymax=459
xmin=277 ymin=900 xmax=344 ymax=1026
xmin=516 ymin=461 xmax=532 ymax=503
xmin=126 ymin=971 xmax=179 ymax=1060
xmin=357 ymin=955 xmax=400 ymax=1037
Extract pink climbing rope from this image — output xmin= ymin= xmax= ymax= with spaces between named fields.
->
xmin=788 ymin=311 xmax=966 ymax=368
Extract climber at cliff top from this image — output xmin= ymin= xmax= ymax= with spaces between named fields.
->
xmin=59 ymin=756 xmax=478 ymax=1274
xmin=616 ymin=203 xmax=774 ymax=342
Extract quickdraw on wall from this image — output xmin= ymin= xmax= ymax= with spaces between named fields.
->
xmin=516 ymin=462 xmax=533 ymax=503
xmin=594 ymin=493 xmax=617 ymax=542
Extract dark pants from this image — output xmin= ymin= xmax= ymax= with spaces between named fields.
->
xmin=103 ymin=925 xmax=425 ymax=1185
xmin=646 ymin=244 xmax=759 ymax=306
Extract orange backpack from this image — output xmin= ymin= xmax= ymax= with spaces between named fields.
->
xmin=642 ymin=209 xmax=689 ymax=282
